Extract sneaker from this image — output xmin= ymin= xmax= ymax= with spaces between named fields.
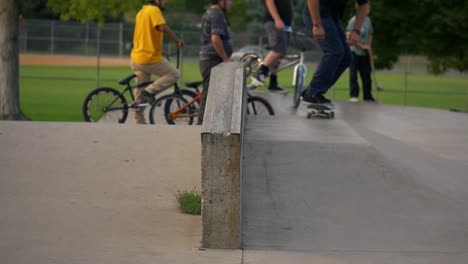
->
xmin=349 ymin=97 xmax=359 ymax=103
xmin=363 ymin=97 xmax=376 ymax=102
xmin=139 ymin=89 xmax=156 ymax=104
xmin=268 ymin=84 xmax=287 ymax=94
xmin=316 ymin=94 xmax=332 ymax=104
xmin=252 ymin=70 xmax=267 ymax=86
xmin=302 ymin=92 xmax=332 ymax=105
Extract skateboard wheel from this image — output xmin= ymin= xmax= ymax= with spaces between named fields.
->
xmin=306 ymin=112 xmax=312 ymax=119
xmin=330 ymin=112 xmax=335 ymax=118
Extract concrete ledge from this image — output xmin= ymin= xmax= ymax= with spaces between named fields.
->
xmin=201 ymin=62 xmax=246 ymax=248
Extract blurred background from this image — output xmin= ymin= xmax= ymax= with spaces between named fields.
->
xmin=15 ymin=0 xmax=468 ymax=121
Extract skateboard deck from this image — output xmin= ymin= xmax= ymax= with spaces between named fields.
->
xmin=306 ymin=103 xmax=335 ymax=119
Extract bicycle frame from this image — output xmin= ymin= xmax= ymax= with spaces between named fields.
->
xmin=166 ymin=92 xmax=201 ymax=120
xmin=166 ymin=87 xmax=271 ymax=121
xmin=246 ymin=30 xmax=318 ymax=89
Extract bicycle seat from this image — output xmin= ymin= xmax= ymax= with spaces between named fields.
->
xmin=118 ymin=74 xmax=137 ymax=85
xmin=185 ymin=81 xmax=203 ymax=89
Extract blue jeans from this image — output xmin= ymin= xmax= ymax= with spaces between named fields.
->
xmin=303 ymin=12 xmax=351 ymax=96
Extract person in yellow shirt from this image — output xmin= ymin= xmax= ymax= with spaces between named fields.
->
xmin=130 ymin=0 xmax=184 ymax=124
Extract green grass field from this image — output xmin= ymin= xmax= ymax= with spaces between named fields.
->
xmin=20 ymin=58 xmax=468 ymax=121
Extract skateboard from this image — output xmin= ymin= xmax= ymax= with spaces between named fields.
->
xmin=306 ymin=103 xmax=335 ymax=119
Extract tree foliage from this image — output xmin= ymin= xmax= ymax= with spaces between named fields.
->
xmin=17 ymin=0 xmax=59 ymax=19
xmin=361 ymin=0 xmax=468 ymax=73
xmin=228 ymin=0 xmax=248 ymax=31
xmin=47 ymin=0 xmax=141 ymax=23
xmin=417 ymin=0 xmax=468 ymax=74
xmin=25 ymin=0 xmax=468 ymax=73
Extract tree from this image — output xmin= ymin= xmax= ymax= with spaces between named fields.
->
xmin=363 ymin=0 xmax=468 ymax=73
xmin=17 ymin=0 xmax=59 ymax=19
xmin=418 ymin=0 xmax=468 ymax=74
xmin=227 ymin=0 xmax=248 ymax=32
xmin=0 ymin=0 xmax=28 ymax=120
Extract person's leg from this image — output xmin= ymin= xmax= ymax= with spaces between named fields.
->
xmin=263 ymin=52 xmax=283 ymax=67
xmin=131 ymin=61 xmax=151 ymax=124
xmin=328 ymin=22 xmax=351 ymax=88
xmin=198 ymin=58 xmax=222 ymax=125
xmin=360 ymin=54 xmax=373 ymax=100
xmin=304 ymin=17 xmax=346 ymax=97
xmin=349 ymin=52 xmax=360 ymax=99
xmin=253 ymin=21 xmax=287 ymax=90
xmin=143 ymin=59 xmax=180 ymax=94
xmin=268 ymin=61 xmax=287 ymax=93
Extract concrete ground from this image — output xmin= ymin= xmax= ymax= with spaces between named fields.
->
xmin=0 ymin=122 xmax=241 ymax=264
xmin=1 ymin=93 xmax=468 ymax=263
xmin=242 ymin=93 xmax=468 ymax=263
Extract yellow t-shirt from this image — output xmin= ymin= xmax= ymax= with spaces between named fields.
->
xmin=130 ymin=5 xmax=166 ymax=64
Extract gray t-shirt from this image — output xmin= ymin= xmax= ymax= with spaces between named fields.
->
xmin=199 ymin=8 xmax=233 ymax=61
xmin=347 ymin=16 xmax=373 ymax=56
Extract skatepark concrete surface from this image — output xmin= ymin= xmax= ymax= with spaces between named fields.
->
xmin=242 ymin=93 xmax=468 ymax=263
xmin=2 ymin=93 xmax=468 ymax=263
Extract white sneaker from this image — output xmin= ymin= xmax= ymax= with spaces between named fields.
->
xmin=349 ymin=97 xmax=360 ymax=103
xmin=251 ymin=70 xmax=267 ymax=86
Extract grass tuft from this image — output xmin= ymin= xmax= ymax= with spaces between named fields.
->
xmin=176 ymin=189 xmax=202 ymax=215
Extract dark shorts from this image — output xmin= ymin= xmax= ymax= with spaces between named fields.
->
xmin=264 ymin=21 xmax=289 ymax=54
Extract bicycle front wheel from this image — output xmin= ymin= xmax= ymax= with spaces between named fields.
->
xmin=149 ymin=94 xmax=194 ymax=125
xmin=247 ymin=96 xmax=275 ymax=116
xmin=82 ymin=87 xmax=128 ymax=123
xmin=293 ymin=65 xmax=305 ymax=108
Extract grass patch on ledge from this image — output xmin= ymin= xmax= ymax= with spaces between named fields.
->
xmin=176 ymin=189 xmax=201 ymax=215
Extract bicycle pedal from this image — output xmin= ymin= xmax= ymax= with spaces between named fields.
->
xmin=135 ymin=104 xmax=152 ymax=111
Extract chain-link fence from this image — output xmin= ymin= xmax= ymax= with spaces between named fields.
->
xmin=20 ymin=19 xmax=130 ymax=56
xmin=18 ymin=19 xmax=321 ymax=59
xmin=18 ymin=19 xmax=251 ymax=58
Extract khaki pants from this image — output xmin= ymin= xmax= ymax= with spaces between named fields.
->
xmin=131 ymin=59 xmax=180 ymax=124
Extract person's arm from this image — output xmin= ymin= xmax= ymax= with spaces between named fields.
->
xmin=345 ymin=17 xmax=354 ymax=42
xmin=359 ymin=33 xmax=372 ymax=50
xmin=211 ymin=34 xmax=230 ymax=62
xmin=306 ymin=0 xmax=324 ymax=40
xmin=365 ymin=19 xmax=373 ymax=50
xmin=348 ymin=2 xmax=369 ymax=45
xmin=156 ymin=24 xmax=184 ymax=48
xmin=265 ymin=0 xmax=285 ymax=30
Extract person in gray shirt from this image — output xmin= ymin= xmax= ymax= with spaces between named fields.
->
xmin=347 ymin=5 xmax=374 ymax=102
xmin=198 ymin=0 xmax=233 ymax=125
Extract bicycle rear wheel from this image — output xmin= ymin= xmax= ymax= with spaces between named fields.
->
xmin=247 ymin=96 xmax=275 ymax=116
xmin=293 ymin=65 xmax=305 ymax=108
xmin=82 ymin=87 xmax=128 ymax=123
xmin=149 ymin=94 xmax=194 ymax=125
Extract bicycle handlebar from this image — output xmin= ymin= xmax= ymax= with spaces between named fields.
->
xmin=164 ymin=48 xmax=182 ymax=69
xmin=283 ymin=27 xmax=320 ymax=51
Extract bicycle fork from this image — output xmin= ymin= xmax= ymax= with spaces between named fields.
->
xmin=292 ymin=51 xmax=307 ymax=86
